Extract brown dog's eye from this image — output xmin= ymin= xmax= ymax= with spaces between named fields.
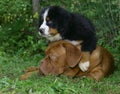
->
xmin=49 ymin=54 xmax=57 ymax=61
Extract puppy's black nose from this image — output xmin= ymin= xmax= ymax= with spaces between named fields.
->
xmin=39 ymin=28 xmax=44 ymax=34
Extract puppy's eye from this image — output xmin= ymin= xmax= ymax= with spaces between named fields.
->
xmin=46 ymin=17 xmax=50 ymax=21
xmin=47 ymin=21 xmax=53 ymax=24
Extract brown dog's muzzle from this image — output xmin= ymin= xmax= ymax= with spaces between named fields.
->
xmin=40 ymin=56 xmax=54 ymax=75
xmin=39 ymin=44 xmax=68 ymax=76
xmin=40 ymin=58 xmax=66 ymax=76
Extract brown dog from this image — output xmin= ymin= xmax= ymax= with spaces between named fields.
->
xmin=20 ymin=41 xmax=114 ymax=81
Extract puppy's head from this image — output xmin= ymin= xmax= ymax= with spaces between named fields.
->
xmin=38 ymin=6 xmax=71 ymax=41
xmin=39 ymin=41 xmax=81 ymax=75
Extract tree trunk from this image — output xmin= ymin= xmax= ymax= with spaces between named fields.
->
xmin=32 ymin=0 xmax=40 ymax=39
xmin=32 ymin=0 xmax=40 ymax=15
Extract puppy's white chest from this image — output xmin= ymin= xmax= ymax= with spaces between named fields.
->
xmin=48 ymin=34 xmax=62 ymax=42
xmin=65 ymin=40 xmax=82 ymax=46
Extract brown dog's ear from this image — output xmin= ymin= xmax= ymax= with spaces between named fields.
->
xmin=63 ymin=43 xmax=81 ymax=67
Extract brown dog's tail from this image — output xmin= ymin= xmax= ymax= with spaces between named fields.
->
xmin=19 ymin=66 xmax=39 ymax=80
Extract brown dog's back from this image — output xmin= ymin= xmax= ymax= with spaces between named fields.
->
xmin=99 ymin=46 xmax=114 ymax=76
xmin=80 ymin=46 xmax=115 ymax=81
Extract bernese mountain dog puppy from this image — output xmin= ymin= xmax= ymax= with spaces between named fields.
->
xmin=38 ymin=6 xmax=97 ymax=72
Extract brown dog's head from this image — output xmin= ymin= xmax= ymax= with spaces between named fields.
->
xmin=39 ymin=41 xmax=81 ymax=76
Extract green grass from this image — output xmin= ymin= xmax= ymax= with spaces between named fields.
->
xmin=0 ymin=50 xmax=120 ymax=94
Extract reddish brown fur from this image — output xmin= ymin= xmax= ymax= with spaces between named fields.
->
xmin=20 ymin=41 xmax=114 ymax=81
xmin=49 ymin=28 xmax=58 ymax=35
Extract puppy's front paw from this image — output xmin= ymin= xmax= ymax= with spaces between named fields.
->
xmin=79 ymin=61 xmax=90 ymax=72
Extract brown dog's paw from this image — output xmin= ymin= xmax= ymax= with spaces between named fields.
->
xmin=20 ymin=66 xmax=39 ymax=80
xmin=19 ymin=72 xmax=33 ymax=80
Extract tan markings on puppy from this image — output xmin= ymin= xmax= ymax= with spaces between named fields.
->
xmin=79 ymin=52 xmax=90 ymax=72
xmin=80 ymin=52 xmax=90 ymax=63
xmin=49 ymin=28 xmax=58 ymax=35
xmin=89 ymin=47 xmax=102 ymax=70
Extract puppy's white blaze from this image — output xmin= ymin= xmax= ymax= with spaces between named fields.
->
xmin=40 ymin=8 xmax=50 ymax=35
xmin=79 ymin=61 xmax=90 ymax=72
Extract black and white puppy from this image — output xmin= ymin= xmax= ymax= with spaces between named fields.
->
xmin=38 ymin=6 xmax=97 ymax=72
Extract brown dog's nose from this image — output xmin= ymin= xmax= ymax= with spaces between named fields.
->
xmin=40 ymin=59 xmax=45 ymax=64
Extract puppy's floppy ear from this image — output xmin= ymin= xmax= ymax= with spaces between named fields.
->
xmin=63 ymin=43 xmax=81 ymax=67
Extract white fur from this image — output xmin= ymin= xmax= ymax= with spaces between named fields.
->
xmin=79 ymin=61 xmax=90 ymax=72
xmin=65 ymin=40 xmax=80 ymax=45
xmin=39 ymin=8 xmax=49 ymax=35
xmin=39 ymin=33 xmax=62 ymax=42
xmin=47 ymin=34 xmax=62 ymax=42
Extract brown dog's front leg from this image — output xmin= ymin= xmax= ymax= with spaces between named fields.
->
xmin=24 ymin=66 xmax=39 ymax=72
xmin=20 ymin=66 xmax=40 ymax=80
